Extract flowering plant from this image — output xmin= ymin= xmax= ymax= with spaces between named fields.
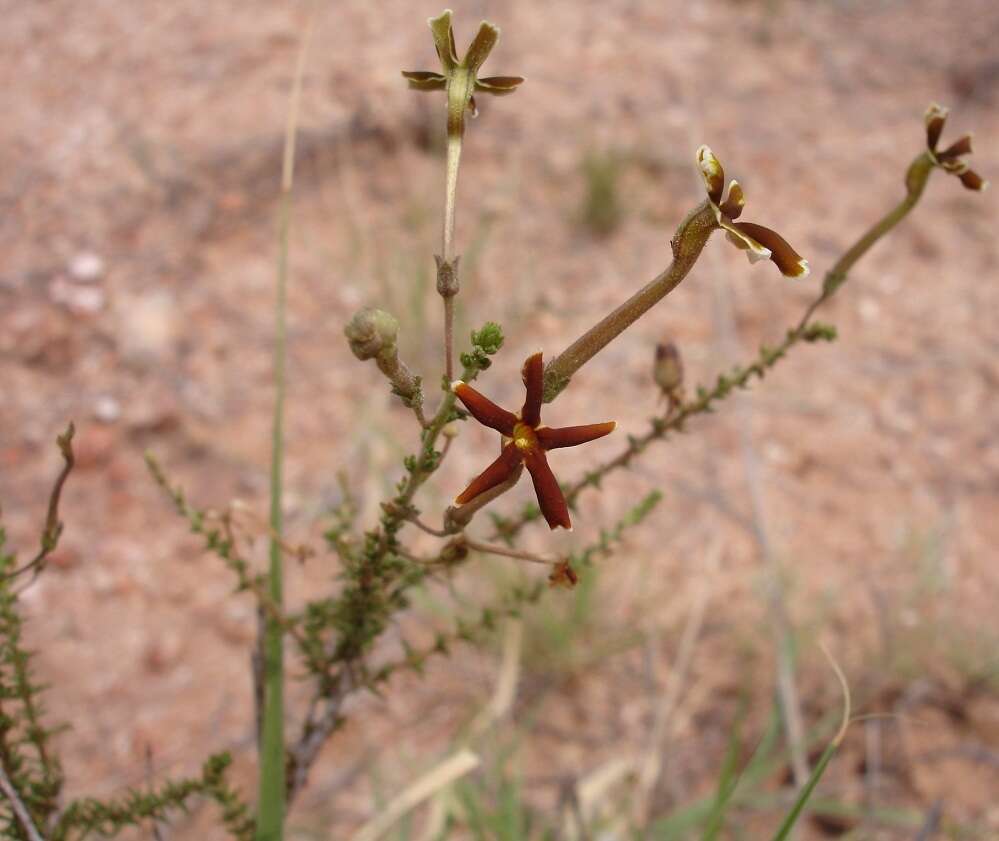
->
xmin=0 ymin=8 xmax=986 ymax=841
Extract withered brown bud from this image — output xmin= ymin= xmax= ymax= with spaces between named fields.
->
xmin=435 ymin=255 xmax=460 ymax=298
xmin=548 ymin=560 xmax=578 ymax=589
xmin=654 ymin=342 xmax=684 ymax=395
xmin=439 ymin=538 xmax=470 ymax=566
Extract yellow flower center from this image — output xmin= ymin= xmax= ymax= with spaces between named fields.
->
xmin=512 ymin=422 xmax=537 ymax=452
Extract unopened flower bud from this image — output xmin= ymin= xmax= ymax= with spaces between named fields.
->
xmin=654 ymin=342 xmax=684 ymax=395
xmin=435 ymin=255 xmax=461 ymax=298
xmin=344 ymin=308 xmax=400 ymax=361
xmin=344 ymin=307 xmax=423 ymax=413
xmin=441 ymin=421 xmax=460 ymax=439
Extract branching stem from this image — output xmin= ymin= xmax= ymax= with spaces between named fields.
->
xmin=489 ymin=151 xmax=942 ymax=542
xmin=3 ymin=423 xmax=75 ymax=586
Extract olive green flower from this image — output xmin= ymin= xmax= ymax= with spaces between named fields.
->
xmin=402 ymin=9 xmax=524 ymax=136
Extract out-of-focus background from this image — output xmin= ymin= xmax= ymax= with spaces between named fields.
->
xmin=1 ymin=0 xmax=997 ymax=838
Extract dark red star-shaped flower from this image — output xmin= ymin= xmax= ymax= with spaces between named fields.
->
xmin=452 ymin=352 xmax=616 ymax=530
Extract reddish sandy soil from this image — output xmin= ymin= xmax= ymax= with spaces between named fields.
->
xmin=1 ymin=1 xmax=998 ymax=838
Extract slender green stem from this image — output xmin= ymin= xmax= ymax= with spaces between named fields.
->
xmin=821 ymin=151 xmax=934 ymax=299
xmin=443 ymin=296 xmax=456 ymax=382
xmin=257 ymin=8 xmax=317 ymax=839
xmin=442 ymin=133 xmax=463 ymax=382
xmin=543 ymin=200 xmax=718 ymax=401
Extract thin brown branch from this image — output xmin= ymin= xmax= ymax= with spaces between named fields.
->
xmin=461 ymin=537 xmax=559 ymax=566
xmin=4 ymin=423 xmax=75 ymax=586
xmin=406 ymin=515 xmax=450 ymax=538
xmin=286 ymin=670 xmax=353 ymax=804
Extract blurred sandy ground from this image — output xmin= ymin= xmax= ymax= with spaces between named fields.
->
xmin=1 ymin=0 xmax=997 ymax=837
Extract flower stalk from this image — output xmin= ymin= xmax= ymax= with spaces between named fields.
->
xmin=542 ymin=199 xmax=718 ymax=401
xmin=825 ymin=102 xmax=986 ymax=299
xmin=403 ymin=10 xmax=523 ymax=383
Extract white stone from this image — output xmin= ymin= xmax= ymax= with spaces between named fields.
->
xmin=68 ymin=251 xmax=105 ymax=282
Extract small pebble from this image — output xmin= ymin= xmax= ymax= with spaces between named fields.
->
xmin=94 ymin=394 xmax=122 ymax=423
xmin=68 ymin=251 xmax=105 ymax=283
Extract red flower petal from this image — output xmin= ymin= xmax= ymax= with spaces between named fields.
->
xmin=536 ymin=421 xmax=616 ymax=450
xmin=523 ymin=449 xmax=571 ymax=530
xmin=937 ymin=134 xmax=972 ymax=160
xmin=453 ymin=382 xmax=517 ymax=436
xmin=958 ymin=168 xmax=988 ymax=192
xmin=521 ymin=352 xmax=544 ymax=427
xmin=454 ymin=443 xmax=523 ymax=505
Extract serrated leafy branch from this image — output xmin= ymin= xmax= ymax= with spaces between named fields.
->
xmin=369 ymin=491 xmax=662 ymax=688
xmin=143 ymin=454 xmax=322 ymax=669
xmin=2 ymin=423 xmax=75 ymax=586
xmin=52 ymin=753 xmax=253 ymax=841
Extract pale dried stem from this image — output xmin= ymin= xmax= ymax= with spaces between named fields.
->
xmin=349 ymin=750 xmax=480 ymax=841
xmin=442 ymin=133 xmax=463 ymax=382
xmin=635 ymin=537 xmax=722 ymax=822
xmin=0 ymin=761 xmax=45 ymax=841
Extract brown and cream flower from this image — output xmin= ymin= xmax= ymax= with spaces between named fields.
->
xmin=402 ymin=9 xmax=523 ymax=132
xmin=924 ymin=103 xmax=988 ymax=192
xmin=697 ymin=146 xmax=810 ymax=279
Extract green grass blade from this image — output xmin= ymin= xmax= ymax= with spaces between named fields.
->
xmin=256 ymin=7 xmax=318 ymax=840
xmin=701 ymin=703 xmax=746 ymax=841
xmin=768 ymin=644 xmax=851 ymax=841
xmin=767 ymin=741 xmax=838 ymax=841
